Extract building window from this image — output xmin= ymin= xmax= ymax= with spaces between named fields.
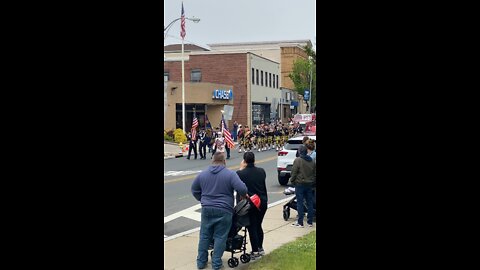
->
xmin=276 ymin=75 xmax=279 ymax=88
xmin=191 ymin=69 xmax=201 ymax=82
xmin=269 ymin=73 xmax=272 ymax=88
xmin=273 ymin=74 xmax=275 ymax=88
xmin=164 ymin=72 xmax=169 ymax=82
xmin=252 ymin=68 xmax=255 ymax=84
xmin=252 ymin=103 xmax=271 ymax=125
xmin=261 ymin=71 xmax=263 ymax=86
xmin=256 ymin=69 xmax=259 ymax=85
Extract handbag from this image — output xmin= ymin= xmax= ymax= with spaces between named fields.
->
xmin=249 ymin=194 xmax=261 ymax=210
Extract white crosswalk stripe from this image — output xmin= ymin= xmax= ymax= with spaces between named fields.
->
xmin=164 ymin=170 xmax=202 ymax=177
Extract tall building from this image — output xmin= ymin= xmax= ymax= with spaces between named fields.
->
xmin=207 ymin=40 xmax=312 ymax=90
xmin=163 ymin=40 xmax=312 ymax=130
xmin=164 ymin=46 xmax=282 ymax=130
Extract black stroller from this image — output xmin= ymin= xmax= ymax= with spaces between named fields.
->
xmin=282 ymin=187 xmax=317 ymax=221
xmin=209 ymin=199 xmax=252 ymax=268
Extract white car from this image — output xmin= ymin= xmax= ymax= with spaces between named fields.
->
xmin=276 ymin=135 xmax=316 ymax=185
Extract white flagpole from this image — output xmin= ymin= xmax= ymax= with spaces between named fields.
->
xmin=181 ymin=36 xmax=186 ymax=133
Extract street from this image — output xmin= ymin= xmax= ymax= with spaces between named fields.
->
xmin=163 ymin=146 xmax=290 ymax=238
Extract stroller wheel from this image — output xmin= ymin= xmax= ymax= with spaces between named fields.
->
xmin=283 ymin=209 xmax=290 ymax=221
xmin=210 ymin=250 xmax=214 ymax=257
xmin=240 ymin=253 xmax=251 ymax=263
xmin=234 ymin=257 xmax=239 ymax=267
xmin=228 ymin=258 xmax=236 ymax=268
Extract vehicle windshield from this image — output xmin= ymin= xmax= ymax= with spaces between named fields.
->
xmin=284 ymin=139 xmax=316 ymax=150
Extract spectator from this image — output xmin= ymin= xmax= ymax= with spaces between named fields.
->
xmin=296 ymin=136 xmax=311 ymax=157
xmin=306 ymin=140 xmax=316 ymax=160
xmin=289 ymin=145 xmax=316 ymax=228
xmin=191 ymin=152 xmax=248 ymax=270
xmin=232 ymin=121 xmax=239 ymax=142
xmin=236 ymin=152 xmax=268 ymax=259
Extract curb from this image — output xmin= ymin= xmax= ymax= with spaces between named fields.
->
xmin=164 ymin=141 xmax=184 ymax=146
xmin=164 ymin=154 xmax=184 ymax=159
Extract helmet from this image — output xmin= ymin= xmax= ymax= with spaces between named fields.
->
xmin=250 ymin=194 xmax=261 ymax=210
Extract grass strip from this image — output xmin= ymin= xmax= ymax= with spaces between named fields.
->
xmin=247 ymin=230 xmax=316 ymax=270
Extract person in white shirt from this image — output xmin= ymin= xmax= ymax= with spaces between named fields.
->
xmin=212 ymin=132 xmax=225 ymax=159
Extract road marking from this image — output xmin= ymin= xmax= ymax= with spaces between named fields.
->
xmin=164 ymin=155 xmax=278 ymax=184
xmin=164 ymin=170 xmax=202 ymax=177
xmin=164 ymin=204 xmax=202 ymax=224
xmin=164 ymin=195 xmax=295 ymax=242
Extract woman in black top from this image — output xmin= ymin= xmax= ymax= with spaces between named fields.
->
xmin=236 ymin=152 xmax=268 ymax=259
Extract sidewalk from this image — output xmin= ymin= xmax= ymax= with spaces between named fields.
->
xmin=164 ymin=142 xmax=183 ymax=159
xmin=164 ymin=199 xmax=316 ymax=270
xmin=164 ymin=142 xmax=240 ymax=160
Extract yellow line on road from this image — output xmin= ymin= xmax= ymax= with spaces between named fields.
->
xmin=164 ymin=155 xmax=278 ymax=184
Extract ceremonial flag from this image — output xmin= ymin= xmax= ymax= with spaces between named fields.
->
xmin=221 ymin=114 xmax=235 ymax=149
xmin=180 ymin=2 xmax=186 ymax=39
xmin=205 ymin=114 xmax=212 ymax=129
xmin=191 ymin=112 xmax=198 ymax=140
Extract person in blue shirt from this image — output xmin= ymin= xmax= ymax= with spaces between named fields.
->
xmin=191 ymin=152 xmax=248 ymax=270
xmin=306 ymin=140 xmax=316 ymax=160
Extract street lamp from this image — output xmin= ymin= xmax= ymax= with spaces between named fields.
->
xmin=164 ymin=17 xmax=200 ymax=40
xmin=163 ymin=16 xmax=200 ymax=133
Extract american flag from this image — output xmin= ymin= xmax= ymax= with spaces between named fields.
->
xmin=191 ymin=112 xmax=198 ymax=140
xmin=180 ymin=2 xmax=186 ymax=39
xmin=221 ymin=115 xmax=235 ymax=149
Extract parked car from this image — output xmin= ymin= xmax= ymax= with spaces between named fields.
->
xmin=276 ymin=135 xmax=316 ymax=185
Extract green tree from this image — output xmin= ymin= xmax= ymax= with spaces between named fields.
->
xmin=289 ymin=43 xmax=316 ymax=111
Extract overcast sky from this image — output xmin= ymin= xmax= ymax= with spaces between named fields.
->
xmin=164 ymin=0 xmax=316 ymax=49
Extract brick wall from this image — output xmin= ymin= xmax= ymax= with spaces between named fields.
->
xmin=164 ymin=53 xmax=248 ymax=127
xmin=280 ymin=47 xmax=308 ymax=89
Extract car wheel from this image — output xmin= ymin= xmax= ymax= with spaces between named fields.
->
xmin=278 ymin=174 xmax=289 ymax=186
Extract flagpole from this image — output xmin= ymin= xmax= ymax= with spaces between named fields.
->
xmin=181 ymin=36 xmax=186 ymax=133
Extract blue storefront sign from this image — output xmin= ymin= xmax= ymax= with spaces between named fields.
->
xmin=291 ymin=101 xmax=299 ymax=107
xmin=212 ymin=89 xmax=233 ymax=100
xmin=304 ymin=90 xmax=310 ymax=101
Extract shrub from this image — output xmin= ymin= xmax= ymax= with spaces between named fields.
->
xmin=173 ymin=128 xmax=187 ymax=143
xmin=164 ymin=134 xmax=174 ymax=141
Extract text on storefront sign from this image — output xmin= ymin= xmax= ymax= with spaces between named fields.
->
xmin=212 ymin=89 xmax=233 ymax=100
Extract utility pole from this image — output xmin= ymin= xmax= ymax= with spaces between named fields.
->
xmin=309 ymin=65 xmax=313 ymax=113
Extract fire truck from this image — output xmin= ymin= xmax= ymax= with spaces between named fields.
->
xmin=292 ymin=113 xmax=316 ymax=135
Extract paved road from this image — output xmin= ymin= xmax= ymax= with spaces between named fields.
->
xmin=164 ymin=146 xmax=291 ymax=238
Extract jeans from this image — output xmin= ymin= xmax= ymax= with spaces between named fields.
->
xmin=295 ymin=184 xmax=314 ymax=225
xmin=197 ymin=207 xmax=233 ymax=270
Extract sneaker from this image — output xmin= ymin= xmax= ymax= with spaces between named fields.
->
xmin=291 ymin=222 xmax=304 ymax=228
xmin=250 ymin=251 xmax=261 ymax=260
xmin=258 ymin=248 xmax=265 ymax=256
xmin=307 ymin=223 xmax=313 ymax=227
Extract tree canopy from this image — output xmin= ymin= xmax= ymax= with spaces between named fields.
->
xmin=288 ymin=43 xmax=316 ymax=110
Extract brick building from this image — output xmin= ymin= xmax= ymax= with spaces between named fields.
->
xmin=164 ymin=47 xmax=281 ymax=130
xmin=207 ymin=40 xmax=312 ymax=90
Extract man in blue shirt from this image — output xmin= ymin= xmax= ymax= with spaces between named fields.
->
xmin=191 ymin=152 xmax=248 ymax=270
